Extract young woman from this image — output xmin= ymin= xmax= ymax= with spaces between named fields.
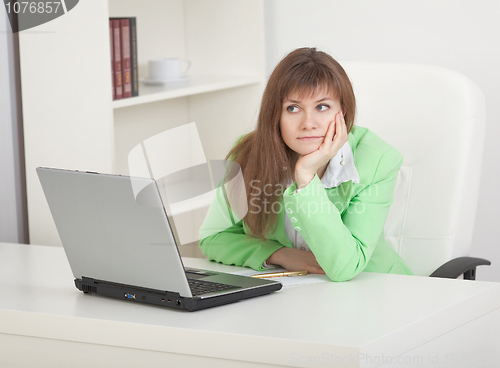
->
xmin=199 ymin=47 xmax=413 ymax=281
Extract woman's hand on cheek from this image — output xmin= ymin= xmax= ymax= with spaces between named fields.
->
xmin=267 ymin=248 xmax=325 ymax=274
xmin=295 ymin=112 xmax=348 ymax=188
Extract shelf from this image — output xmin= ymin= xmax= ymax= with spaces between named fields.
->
xmin=112 ymin=75 xmax=263 ymax=109
xmin=21 ymin=0 xmax=266 ymax=246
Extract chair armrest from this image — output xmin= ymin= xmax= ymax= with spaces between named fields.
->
xmin=429 ymin=257 xmax=491 ymax=280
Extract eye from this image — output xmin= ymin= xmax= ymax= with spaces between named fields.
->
xmin=286 ymin=105 xmax=300 ymax=113
xmin=316 ymin=104 xmax=330 ymax=112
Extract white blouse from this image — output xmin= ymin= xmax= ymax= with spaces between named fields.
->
xmin=263 ymin=141 xmax=359 ymax=268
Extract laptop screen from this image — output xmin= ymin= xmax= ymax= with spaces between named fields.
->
xmin=37 ymin=168 xmax=192 ymax=296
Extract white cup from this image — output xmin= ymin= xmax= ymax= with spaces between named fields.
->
xmin=148 ymin=58 xmax=191 ymax=81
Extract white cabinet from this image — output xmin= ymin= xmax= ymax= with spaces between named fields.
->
xmin=20 ymin=0 xmax=265 ymax=254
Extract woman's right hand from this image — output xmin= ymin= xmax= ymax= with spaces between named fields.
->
xmin=267 ymin=248 xmax=325 ymax=274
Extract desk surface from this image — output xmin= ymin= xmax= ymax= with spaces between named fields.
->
xmin=1 ymin=242 xmax=499 ymax=368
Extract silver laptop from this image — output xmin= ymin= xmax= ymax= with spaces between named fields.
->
xmin=37 ymin=167 xmax=281 ymax=311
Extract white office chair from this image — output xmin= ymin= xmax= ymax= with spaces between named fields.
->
xmin=343 ymin=62 xmax=490 ymax=279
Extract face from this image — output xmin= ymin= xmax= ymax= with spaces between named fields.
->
xmin=280 ymin=89 xmax=342 ymax=157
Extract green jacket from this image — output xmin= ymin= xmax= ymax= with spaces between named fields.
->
xmin=199 ymin=126 xmax=413 ymax=281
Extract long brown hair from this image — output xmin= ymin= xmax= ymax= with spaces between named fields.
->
xmin=226 ymin=47 xmax=356 ymax=239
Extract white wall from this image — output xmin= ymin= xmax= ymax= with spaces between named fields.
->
xmin=0 ymin=12 xmax=27 ymax=244
xmin=264 ymin=0 xmax=500 ymax=281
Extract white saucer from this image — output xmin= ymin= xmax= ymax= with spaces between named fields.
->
xmin=140 ymin=76 xmax=192 ymax=85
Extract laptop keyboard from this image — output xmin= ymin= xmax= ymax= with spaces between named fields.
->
xmin=188 ymin=279 xmax=240 ymax=296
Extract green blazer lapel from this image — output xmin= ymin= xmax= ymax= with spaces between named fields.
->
xmin=325 ymin=180 xmax=353 ymax=214
xmin=274 ymin=198 xmax=293 ymax=247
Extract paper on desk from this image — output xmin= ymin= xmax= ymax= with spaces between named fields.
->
xmin=230 ymin=268 xmax=330 ymax=287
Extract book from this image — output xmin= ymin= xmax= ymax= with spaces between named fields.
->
xmin=112 ymin=19 xmax=123 ymax=100
xmin=120 ymin=18 xmax=132 ymax=98
xmin=109 ymin=20 xmax=115 ymax=100
xmin=129 ymin=17 xmax=139 ymax=97
xmin=110 ymin=17 xmax=138 ymax=99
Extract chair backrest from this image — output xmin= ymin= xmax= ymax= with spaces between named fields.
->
xmin=342 ymin=63 xmax=486 ymax=276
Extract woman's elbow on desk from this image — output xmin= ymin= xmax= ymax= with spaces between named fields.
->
xmin=324 ymin=268 xmax=361 ymax=282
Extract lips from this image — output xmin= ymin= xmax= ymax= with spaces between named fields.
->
xmin=298 ymin=136 xmax=322 ymax=141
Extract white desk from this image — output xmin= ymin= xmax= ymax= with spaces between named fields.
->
xmin=0 ymin=242 xmax=499 ymax=368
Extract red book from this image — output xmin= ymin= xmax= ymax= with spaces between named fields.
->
xmin=112 ymin=19 xmax=123 ymax=100
xmin=109 ymin=20 xmax=115 ymax=100
xmin=120 ymin=18 xmax=132 ymax=98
